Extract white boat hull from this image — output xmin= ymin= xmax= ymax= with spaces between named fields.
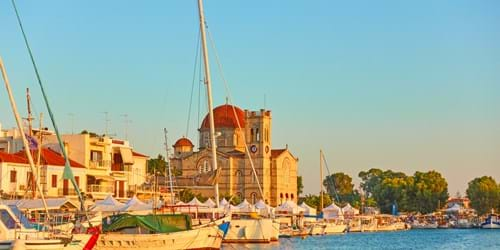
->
xmin=96 ymin=225 xmax=223 ymax=249
xmin=481 ymin=223 xmax=500 ymax=229
xmin=223 ymin=218 xmax=277 ymax=243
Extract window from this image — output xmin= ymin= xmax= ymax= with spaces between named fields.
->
xmin=256 ymin=128 xmax=260 ymax=142
xmin=90 ymin=150 xmax=103 ymax=161
xmin=75 ymin=176 xmax=80 ymax=187
xmin=251 ymin=193 xmax=257 ymax=204
xmin=235 ymin=170 xmax=243 ymax=183
xmin=27 ymin=172 xmax=34 ymax=186
xmin=51 ymin=175 xmax=57 ymax=188
xmin=250 ymin=129 xmax=255 ymax=142
xmin=251 ymin=171 xmax=258 ymax=184
xmin=10 ymin=171 xmax=16 ymax=183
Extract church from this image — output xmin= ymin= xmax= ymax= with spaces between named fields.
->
xmin=170 ymin=104 xmax=298 ymax=206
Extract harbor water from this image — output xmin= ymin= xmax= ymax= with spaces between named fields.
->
xmin=222 ymin=229 xmax=500 ymax=249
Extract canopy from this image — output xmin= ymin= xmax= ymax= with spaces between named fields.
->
xmin=230 ymin=199 xmax=254 ymax=212
xmin=1 ymin=198 xmax=79 ymax=211
xmin=121 ymin=195 xmax=152 ymax=212
xmin=323 ymin=203 xmax=342 ymax=219
xmin=299 ymin=202 xmax=317 ymax=216
xmin=187 ymin=197 xmax=206 ymax=207
xmin=91 ymin=195 xmax=125 ymax=212
xmin=119 ymin=147 xmax=134 ymax=164
xmin=254 ymin=199 xmax=272 ymax=216
xmin=342 ymin=203 xmax=359 ymax=215
xmin=204 ymin=198 xmax=216 ymax=208
xmin=276 ymin=200 xmax=304 ymax=214
xmin=220 ymin=198 xmax=229 ymax=207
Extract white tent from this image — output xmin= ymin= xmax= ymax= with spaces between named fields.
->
xmin=220 ymin=198 xmax=229 ymax=207
xmin=230 ymin=199 xmax=254 ymax=212
xmin=91 ymin=195 xmax=125 ymax=212
xmin=299 ymin=202 xmax=317 ymax=216
xmin=323 ymin=203 xmax=342 ymax=219
xmin=276 ymin=200 xmax=305 ymax=214
xmin=187 ymin=197 xmax=206 ymax=207
xmin=204 ymin=198 xmax=216 ymax=208
xmin=121 ymin=195 xmax=152 ymax=212
xmin=254 ymin=199 xmax=272 ymax=216
xmin=342 ymin=203 xmax=359 ymax=215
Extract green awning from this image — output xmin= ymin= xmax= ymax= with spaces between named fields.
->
xmin=102 ymin=213 xmax=192 ymax=233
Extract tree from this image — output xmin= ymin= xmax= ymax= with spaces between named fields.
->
xmin=407 ymin=171 xmax=449 ymax=213
xmin=178 ymin=189 xmax=195 ymax=203
xmin=466 ymin=176 xmax=500 ymax=215
xmin=372 ymin=175 xmax=411 ymax=214
xmin=297 ymin=176 xmax=304 ymax=197
xmin=147 ymin=154 xmax=167 ymax=175
xmin=323 ymin=172 xmax=360 ymax=206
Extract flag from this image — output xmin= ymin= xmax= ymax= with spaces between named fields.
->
xmin=25 ymin=134 xmax=38 ymax=149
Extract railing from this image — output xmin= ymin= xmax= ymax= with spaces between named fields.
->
xmin=89 ymin=160 xmax=111 ymax=170
xmin=58 ymin=188 xmax=78 ymax=196
xmin=87 ymin=184 xmax=113 ymax=193
xmin=111 ymin=163 xmax=132 ymax=172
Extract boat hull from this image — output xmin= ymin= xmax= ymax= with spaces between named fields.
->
xmin=223 ymin=218 xmax=276 ymax=244
xmin=96 ymin=225 xmax=223 ymax=249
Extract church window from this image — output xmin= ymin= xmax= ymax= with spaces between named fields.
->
xmin=250 ymin=128 xmax=254 ymax=142
xmin=291 ymin=194 xmax=294 ymax=200
xmin=251 ymin=170 xmax=258 ymax=184
xmin=285 ymin=193 xmax=289 ymax=199
xmin=251 ymin=192 xmax=257 ymax=204
xmin=235 ymin=170 xmax=243 ymax=183
xmin=256 ymin=128 xmax=260 ymax=142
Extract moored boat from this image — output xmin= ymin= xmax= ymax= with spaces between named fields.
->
xmin=481 ymin=214 xmax=500 ymax=229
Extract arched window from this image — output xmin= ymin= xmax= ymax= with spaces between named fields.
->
xmin=235 ymin=170 xmax=243 ymax=183
xmin=280 ymin=193 xmax=283 ymax=199
xmin=250 ymin=129 xmax=254 ymax=142
xmin=198 ymin=159 xmax=211 ymax=174
xmin=291 ymin=194 xmax=294 ymax=200
xmin=251 ymin=192 xmax=257 ymax=204
xmin=252 ymin=170 xmax=258 ymax=184
xmin=256 ymin=128 xmax=260 ymax=142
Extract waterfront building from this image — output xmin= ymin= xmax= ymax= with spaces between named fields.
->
xmin=0 ymin=149 xmax=86 ymax=199
xmin=0 ymin=123 xmax=149 ymax=200
xmin=171 ymin=104 xmax=298 ymax=206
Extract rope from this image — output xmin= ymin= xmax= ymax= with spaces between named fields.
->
xmin=186 ymin=30 xmax=201 ymax=138
xmin=206 ymin=29 xmax=265 ymax=200
xmin=10 ymin=0 xmax=91 ymax=224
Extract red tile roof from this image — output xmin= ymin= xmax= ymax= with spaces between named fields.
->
xmin=13 ymin=148 xmax=85 ymax=168
xmin=132 ymin=151 xmax=149 ymax=158
xmin=173 ymin=137 xmax=194 ymax=147
xmin=0 ymin=151 xmax=29 ymax=164
xmin=271 ymin=149 xmax=287 ymax=158
xmin=201 ymin=104 xmax=246 ymax=129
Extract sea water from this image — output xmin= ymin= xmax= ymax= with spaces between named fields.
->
xmin=222 ymin=229 xmax=500 ymax=249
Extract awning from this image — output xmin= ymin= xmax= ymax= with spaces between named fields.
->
xmin=120 ymin=147 xmax=134 ymax=164
xmin=88 ymin=174 xmax=115 ymax=182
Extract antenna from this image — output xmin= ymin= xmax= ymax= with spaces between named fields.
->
xmin=121 ymin=114 xmax=131 ymax=140
xmin=103 ymin=112 xmax=110 ymax=136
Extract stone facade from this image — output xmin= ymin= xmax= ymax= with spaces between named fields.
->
xmin=171 ymin=104 xmax=298 ymax=206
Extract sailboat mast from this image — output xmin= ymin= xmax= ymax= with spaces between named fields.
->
xmin=164 ymin=128 xmax=175 ymax=205
xmin=320 ymin=150 xmax=324 ymax=212
xmin=198 ymin=0 xmax=220 ymax=208
xmin=0 ymin=57 xmax=50 ymax=217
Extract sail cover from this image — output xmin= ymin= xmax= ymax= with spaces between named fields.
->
xmin=102 ymin=213 xmax=192 ymax=233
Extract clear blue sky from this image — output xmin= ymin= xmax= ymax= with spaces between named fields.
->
xmin=1 ymin=0 xmax=499 ymax=195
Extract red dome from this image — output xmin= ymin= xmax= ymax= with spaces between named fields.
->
xmin=201 ymin=104 xmax=246 ymax=129
xmin=173 ymin=137 xmax=194 ymax=147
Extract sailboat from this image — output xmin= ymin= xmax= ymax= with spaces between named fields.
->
xmin=309 ymin=150 xmax=347 ymax=235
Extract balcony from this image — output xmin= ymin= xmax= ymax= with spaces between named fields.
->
xmin=87 ymin=184 xmax=114 ymax=194
xmin=111 ymin=163 xmax=132 ymax=172
xmin=58 ymin=188 xmax=78 ymax=196
xmin=89 ymin=160 xmax=110 ymax=170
